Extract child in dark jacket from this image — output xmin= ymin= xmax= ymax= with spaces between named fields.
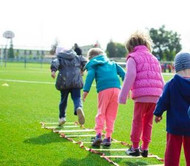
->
xmin=154 ymin=52 xmax=190 ymax=166
xmin=51 ymin=47 xmax=87 ymax=126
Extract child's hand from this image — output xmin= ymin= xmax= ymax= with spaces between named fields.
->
xmin=119 ymin=100 xmax=126 ymax=104
xmin=83 ymin=92 xmax=88 ymax=102
xmin=51 ymin=71 xmax=56 ymax=79
xmin=155 ymin=116 xmax=162 ymax=123
xmin=118 ymin=96 xmax=126 ymax=104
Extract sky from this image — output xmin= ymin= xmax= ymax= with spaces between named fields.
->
xmin=0 ymin=0 xmax=190 ymax=51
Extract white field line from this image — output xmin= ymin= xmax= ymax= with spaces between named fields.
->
xmin=82 ymin=141 xmax=120 ymax=144
xmin=91 ymin=148 xmax=126 ymax=152
xmin=57 ymin=129 xmax=95 ymax=133
xmin=44 ymin=126 xmax=80 ymax=130
xmin=41 ymin=122 xmax=76 ymax=125
xmin=162 ymin=73 xmax=174 ymax=76
xmin=139 ymin=165 xmax=164 ymax=166
xmin=103 ymin=155 xmax=161 ymax=159
xmin=63 ymin=134 xmax=95 ymax=138
xmin=0 ymin=79 xmax=54 ymax=84
xmin=0 ymin=78 xmax=96 ymax=86
xmin=47 ymin=126 xmax=80 ymax=128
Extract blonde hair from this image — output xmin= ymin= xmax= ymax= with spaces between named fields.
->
xmin=87 ymin=48 xmax=105 ymax=60
xmin=125 ymin=31 xmax=153 ymax=53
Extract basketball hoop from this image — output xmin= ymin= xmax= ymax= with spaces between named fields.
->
xmin=3 ymin=31 xmax=15 ymax=39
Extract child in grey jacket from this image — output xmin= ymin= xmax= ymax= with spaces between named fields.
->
xmin=51 ymin=47 xmax=87 ymax=126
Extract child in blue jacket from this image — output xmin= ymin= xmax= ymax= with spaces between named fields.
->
xmin=83 ymin=48 xmax=125 ymax=147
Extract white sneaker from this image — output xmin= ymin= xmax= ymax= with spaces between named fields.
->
xmin=59 ymin=117 xmax=66 ymax=126
xmin=76 ymin=107 xmax=85 ymax=125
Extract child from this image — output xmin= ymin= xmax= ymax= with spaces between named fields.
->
xmin=50 ymin=47 xmax=87 ymax=126
xmin=83 ymin=48 xmax=125 ymax=147
xmin=74 ymin=43 xmax=82 ymax=56
xmin=154 ymin=52 xmax=190 ymax=166
xmin=119 ymin=31 xmax=165 ymax=157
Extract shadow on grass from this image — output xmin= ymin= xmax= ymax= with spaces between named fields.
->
xmin=23 ymin=132 xmax=68 ymax=145
xmin=59 ymin=152 xmax=109 ymax=166
xmin=112 ymin=158 xmax=150 ymax=166
xmin=123 ymin=161 xmax=148 ymax=166
xmin=59 ymin=154 xmax=149 ymax=166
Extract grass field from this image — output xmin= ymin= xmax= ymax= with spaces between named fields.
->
xmin=0 ymin=63 xmax=186 ymax=166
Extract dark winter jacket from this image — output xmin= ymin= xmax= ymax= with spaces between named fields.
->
xmin=154 ymin=74 xmax=190 ymax=136
xmin=74 ymin=47 xmax=82 ymax=56
xmin=51 ymin=49 xmax=87 ymax=90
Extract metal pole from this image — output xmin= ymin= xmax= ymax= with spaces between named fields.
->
xmin=0 ymin=45 xmax=3 ymax=67
xmin=4 ymin=42 xmax=8 ymax=68
xmin=24 ymin=54 xmax=26 ymax=69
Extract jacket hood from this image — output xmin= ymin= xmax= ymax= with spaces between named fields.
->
xmin=57 ymin=49 xmax=77 ymax=60
xmin=85 ymin=55 xmax=109 ymax=69
xmin=174 ymin=74 xmax=190 ymax=99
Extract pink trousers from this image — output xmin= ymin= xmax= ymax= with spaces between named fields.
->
xmin=165 ymin=133 xmax=190 ymax=166
xmin=95 ymin=88 xmax=120 ymax=138
xmin=131 ymin=102 xmax=156 ymax=150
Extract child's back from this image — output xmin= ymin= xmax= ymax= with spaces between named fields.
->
xmin=83 ymin=48 xmax=125 ymax=147
xmin=50 ymin=47 xmax=87 ymax=126
xmin=154 ymin=52 xmax=190 ymax=166
xmin=84 ymin=54 xmax=125 ymax=93
xmin=119 ymin=31 xmax=164 ymax=157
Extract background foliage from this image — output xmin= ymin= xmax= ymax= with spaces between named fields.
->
xmin=149 ymin=25 xmax=182 ymax=61
xmin=106 ymin=25 xmax=182 ymax=61
xmin=106 ymin=40 xmax=127 ymax=58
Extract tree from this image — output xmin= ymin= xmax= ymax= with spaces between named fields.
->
xmin=106 ymin=40 xmax=127 ymax=58
xmin=149 ymin=25 xmax=182 ymax=61
xmin=115 ymin=43 xmax=127 ymax=58
xmin=8 ymin=39 xmax=14 ymax=59
xmin=106 ymin=40 xmax=116 ymax=57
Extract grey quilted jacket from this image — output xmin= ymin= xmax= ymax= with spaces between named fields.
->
xmin=51 ymin=49 xmax=87 ymax=90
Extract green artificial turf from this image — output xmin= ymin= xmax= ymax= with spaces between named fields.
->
xmin=0 ymin=63 xmax=186 ymax=166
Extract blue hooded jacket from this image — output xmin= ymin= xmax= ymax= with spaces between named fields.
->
xmin=154 ymin=74 xmax=190 ymax=136
xmin=83 ymin=55 xmax=125 ymax=93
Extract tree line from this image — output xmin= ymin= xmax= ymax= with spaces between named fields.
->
xmin=106 ymin=25 xmax=182 ymax=61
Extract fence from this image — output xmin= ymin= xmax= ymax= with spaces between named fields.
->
xmin=0 ymin=57 xmax=54 ymax=69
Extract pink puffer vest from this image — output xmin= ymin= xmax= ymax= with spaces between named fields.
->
xmin=127 ymin=45 xmax=164 ymax=99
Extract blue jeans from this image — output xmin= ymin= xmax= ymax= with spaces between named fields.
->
xmin=59 ymin=88 xmax=82 ymax=118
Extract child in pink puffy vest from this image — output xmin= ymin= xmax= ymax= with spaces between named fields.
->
xmin=119 ymin=31 xmax=165 ymax=157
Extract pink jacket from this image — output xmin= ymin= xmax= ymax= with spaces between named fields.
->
xmin=128 ymin=46 xmax=164 ymax=99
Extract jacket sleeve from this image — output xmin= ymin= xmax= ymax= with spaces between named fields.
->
xmin=118 ymin=58 xmax=136 ymax=104
xmin=154 ymin=82 xmax=170 ymax=116
xmin=50 ymin=58 xmax=60 ymax=72
xmin=116 ymin=63 xmax=126 ymax=81
xmin=83 ymin=66 xmax=95 ymax=92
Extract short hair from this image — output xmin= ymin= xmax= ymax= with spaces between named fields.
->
xmin=125 ymin=31 xmax=153 ymax=53
xmin=87 ymin=48 xmax=105 ymax=60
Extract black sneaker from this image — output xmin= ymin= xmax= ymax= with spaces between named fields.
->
xmin=92 ymin=134 xmax=102 ymax=147
xmin=102 ymin=137 xmax=111 ymax=147
xmin=140 ymin=147 xmax=148 ymax=157
xmin=126 ymin=147 xmax=140 ymax=156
